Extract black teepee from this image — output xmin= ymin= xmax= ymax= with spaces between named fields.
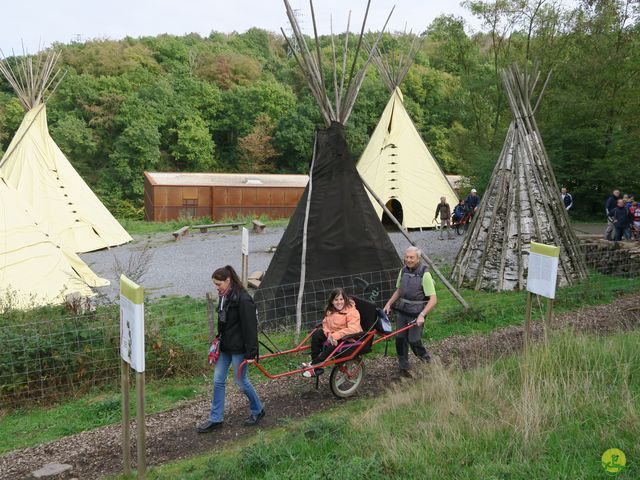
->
xmin=255 ymin=1 xmax=400 ymax=332
xmin=260 ymin=122 xmax=400 ymax=288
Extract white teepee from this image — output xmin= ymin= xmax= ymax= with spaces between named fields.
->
xmin=357 ymin=39 xmax=458 ymax=228
xmin=0 ymin=177 xmax=109 ymax=309
xmin=0 ymin=50 xmax=132 ymax=253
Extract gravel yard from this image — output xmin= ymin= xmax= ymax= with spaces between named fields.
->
xmin=81 ymin=226 xmax=463 ymax=300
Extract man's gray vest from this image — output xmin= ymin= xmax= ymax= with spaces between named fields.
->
xmin=394 ymin=263 xmax=429 ymax=316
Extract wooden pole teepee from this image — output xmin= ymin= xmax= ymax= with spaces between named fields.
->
xmin=259 ymin=0 xmax=399 ymax=337
xmin=451 ymin=63 xmax=588 ymax=291
xmin=0 ymin=48 xmax=64 ymax=111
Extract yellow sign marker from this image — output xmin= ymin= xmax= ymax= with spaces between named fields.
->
xmin=530 ymin=241 xmax=560 ymax=258
xmin=602 ymin=448 xmax=626 ymax=475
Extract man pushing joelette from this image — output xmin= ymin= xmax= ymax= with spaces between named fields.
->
xmin=383 ymin=246 xmax=438 ymax=376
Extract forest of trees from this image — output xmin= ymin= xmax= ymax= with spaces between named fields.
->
xmin=0 ymin=0 xmax=637 ymax=218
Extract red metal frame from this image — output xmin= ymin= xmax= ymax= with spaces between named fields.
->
xmin=238 ymin=321 xmax=418 ymax=380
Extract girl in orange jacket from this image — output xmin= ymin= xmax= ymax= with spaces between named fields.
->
xmin=303 ymin=288 xmax=362 ymax=377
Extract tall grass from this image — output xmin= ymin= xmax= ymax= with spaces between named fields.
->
xmin=138 ymin=330 xmax=640 ymax=479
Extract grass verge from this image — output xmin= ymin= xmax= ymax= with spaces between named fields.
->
xmin=118 ymin=215 xmax=290 ymax=236
xmin=112 ymin=330 xmax=640 ymax=479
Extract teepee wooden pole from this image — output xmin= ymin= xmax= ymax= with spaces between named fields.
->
xmin=295 ymin=133 xmax=318 ymax=340
xmin=359 ymin=176 xmax=469 ymax=309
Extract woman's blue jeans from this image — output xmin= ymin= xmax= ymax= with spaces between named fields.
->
xmin=209 ymin=351 xmax=263 ymax=422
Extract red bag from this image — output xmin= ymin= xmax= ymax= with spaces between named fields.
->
xmin=208 ymin=338 xmax=221 ymax=365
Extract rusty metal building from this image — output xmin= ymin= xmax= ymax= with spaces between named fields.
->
xmin=144 ymin=172 xmax=308 ymax=222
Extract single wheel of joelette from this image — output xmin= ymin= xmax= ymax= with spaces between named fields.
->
xmin=456 ymin=223 xmax=465 ymax=235
xmin=329 ymin=359 xmax=365 ymax=398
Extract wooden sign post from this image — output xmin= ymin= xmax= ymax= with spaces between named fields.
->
xmin=120 ymin=275 xmax=146 ymax=479
xmin=525 ymin=242 xmax=560 ymax=351
xmin=241 ymin=227 xmax=249 ymax=288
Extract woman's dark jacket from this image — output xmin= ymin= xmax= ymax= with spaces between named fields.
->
xmin=218 ymin=287 xmax=258 ymax=359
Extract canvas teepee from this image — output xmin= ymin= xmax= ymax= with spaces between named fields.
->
xmin=256 ymin=1 xmax=401 ymax=329
xmin=0 ymin=177 xmax=109 ymax=309
xmin=0 ymin=50 xmax=132 ymax=253
xmin=451 ymin=64 xmax=588 ymax=291
xmin=357 ymin=37 xmax=458 ymax=228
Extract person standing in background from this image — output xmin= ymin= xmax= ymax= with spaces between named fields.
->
xmin=465 ymin=189 xmax=480 ymax=215
xmin=434 ymin=197 xmax=452 ymax=240
xmin=604 ymin=189 xmax=620 ymax=240
xmin=610 ymin=198 xmax=629 ymax=242
xmin=561 ymin=187 xmax=573 ymax=212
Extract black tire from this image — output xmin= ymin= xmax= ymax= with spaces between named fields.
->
xmin=329 ymin=359 xmax=365 ymax=398
xmin=456 ymin=223 xmax=465 ymax=235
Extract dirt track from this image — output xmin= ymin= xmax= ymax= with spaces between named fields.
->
xmin=2 ymin=293 xmax=639 ymax=480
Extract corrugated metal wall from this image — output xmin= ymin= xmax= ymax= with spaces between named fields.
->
xmin=144 ymin=182 xmax=304 ymax=221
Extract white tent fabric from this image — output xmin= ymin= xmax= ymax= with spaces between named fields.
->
xmin=0 ymin=178 xmax=109 ymax=309
xmin=357 ymin=88 xmax=458 ymax=228
xmin=0 ymin=104 xmax=132 ymax=253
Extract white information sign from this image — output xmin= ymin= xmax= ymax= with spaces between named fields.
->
xmin=527 ymin=242 xmax=560 ymax=299
xmin=120 ymin=275 xmax=145 ymax=373
xmin=242 ymin=227 xmax=249 ymax=255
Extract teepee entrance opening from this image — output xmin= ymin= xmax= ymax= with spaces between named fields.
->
xmin=382 ymin=199 xmax=403 ymax=228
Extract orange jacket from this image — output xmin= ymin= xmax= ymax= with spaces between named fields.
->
xmin=322 ymin=303 xmax=362 ymax=341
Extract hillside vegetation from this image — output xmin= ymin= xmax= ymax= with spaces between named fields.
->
xmin=0 ymin=1 xmax=638 ymax=219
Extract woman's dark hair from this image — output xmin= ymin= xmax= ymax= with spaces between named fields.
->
xmin=324 ymin=288 xmax=351 ymax=315
xmin=212 ymin=265 xmax=244 ymax=290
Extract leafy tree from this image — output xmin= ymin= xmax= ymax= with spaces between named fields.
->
xmin=194 ymin=51 xmax=262 ymax=88
xmin=271 ymin=95 xmax=322 ymax=173
xmin=49 ymin=114 xmax=98 ymax=179
xmin=107 ymin=120 xmax=161 ymax=200
xmin=170 ymin=115 xmax=217 ymax=171
xmin=0 ymin=94 xmax=24 ymax=153
xmin=238 ymin=114 xmax=278 ymax=173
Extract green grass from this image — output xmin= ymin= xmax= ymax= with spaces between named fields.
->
xmin=425 ymin=270 xmax=639 ymax=342
xmin=2 ymin=273 xmax=639 ymax=455
xmin=112 ymin=330 xmax=640 ymax=480
xmin=118 ymin=215 xmax=290 ymax=236
xmin=0 ymin=376 xmax=209 ymax=454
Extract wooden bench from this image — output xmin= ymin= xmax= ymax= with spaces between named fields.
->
xmin=252 ymin=219 xmax=266 ymax=233
xmin=192 ymin=222 xmax=244 ymax=233
xmin=172 ymin=225 xmax=190 ymax=240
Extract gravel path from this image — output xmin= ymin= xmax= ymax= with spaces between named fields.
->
xmin=2 ymin=293 xmax=639 ymax=480
xmin=80 ymin=226 xmax=463 ymax=300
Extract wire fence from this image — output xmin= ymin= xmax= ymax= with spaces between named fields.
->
xmin=1 ymin=240 xmax=639 ymax=408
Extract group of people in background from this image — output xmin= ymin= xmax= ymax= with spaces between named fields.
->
xmin=604 ymin=189 xmax=640 ymax=242
xmin=434 ymin=188 xmax=480 ymax=240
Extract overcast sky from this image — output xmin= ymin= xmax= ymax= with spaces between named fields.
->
xmin=1 ymin=0 xmax=484 ymax=54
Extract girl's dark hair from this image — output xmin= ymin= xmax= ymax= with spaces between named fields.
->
xmin=324 ymin=288 xmax=351 ymax=315
xmin=212 ymin=265 xmax=244 ymax=290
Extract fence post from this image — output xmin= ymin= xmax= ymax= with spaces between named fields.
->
xmin=121 ymin=359 xmax=131 ymax=476
xmin=136 ymin=371 xmax=146 ymax=479
xmin=544 ymin=298 xmax=554 ymax=346
xmin=524 ymin=291 xmax=533 ymax=355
